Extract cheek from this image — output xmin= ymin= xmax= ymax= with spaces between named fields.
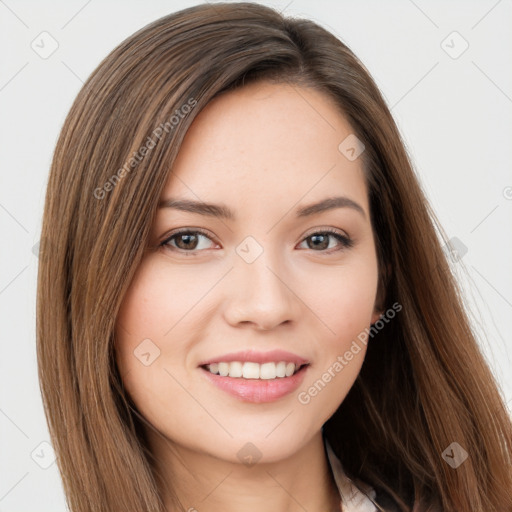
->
xmin=296 ymin=253 xmax=378 ymax=409
xmin=116 ymin=259 xmax=203 ymax=338
xmin=114 ymin=257 xmax=219 ymax=422
xmin=114 ymin=261 xmax=174 ymax=400
xmin=327 ymin=276 xmax=378 ymax=342
xmin=115 ymin=256 xmax=217 ymax=367
xmin=304 ymin=254 xmax=379 ymax=347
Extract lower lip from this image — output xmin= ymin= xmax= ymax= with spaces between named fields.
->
xmin=200 ymin=365 xmax=309 ymax=403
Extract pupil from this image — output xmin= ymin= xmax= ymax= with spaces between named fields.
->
xmin=178 ymin=233 xmax=197 ymax=249
xmin=310 ymin=234 xmax=328 ymax=250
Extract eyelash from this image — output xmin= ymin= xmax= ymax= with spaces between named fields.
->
xmin=159 ymin=227 xmax=353 ymax=255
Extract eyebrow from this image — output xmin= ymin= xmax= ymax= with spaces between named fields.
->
xmin=158 ymin=195 xmax=366 ymax=220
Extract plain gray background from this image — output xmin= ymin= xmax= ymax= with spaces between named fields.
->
xmin=1 ymin=0 xmax=511 ymax=510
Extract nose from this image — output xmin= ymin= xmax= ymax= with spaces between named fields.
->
xmin=223 ymin=253 xmax=301 ymax=331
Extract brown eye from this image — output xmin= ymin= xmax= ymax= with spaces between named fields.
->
xmin=299 ymin=230 xmax=353 ymax=252
xmin=161 ymin=229 xmax=215 ymax=253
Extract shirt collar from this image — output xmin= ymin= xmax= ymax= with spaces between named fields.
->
xmin=323 ymin=433 xmax=379 ymax=512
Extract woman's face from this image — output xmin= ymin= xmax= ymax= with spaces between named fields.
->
xmin=115 ymin=81 xmax=382 ymax=464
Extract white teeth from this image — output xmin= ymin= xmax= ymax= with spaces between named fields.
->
xmin=205 ymin=361 xmax=303 ymax=379
xmin=285 ymin=362 xmax=295 ymax=377
xmin=228 ymin=361 xmax=243 ymax=378
xmin=218 ymin=362 xmax=229 ymax=377
xmin=260 ymin=362 xmax=276 ymax=380
xmin=242 ymin=362 xmax=260 ymax=379
xmin=276 ymin=361 xmax=286 ymax=378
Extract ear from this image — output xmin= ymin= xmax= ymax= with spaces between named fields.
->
xmin=370 ymin=308 xmax=382 ymax=325
xmin=372 ymin=262 xmax=391 ymax=324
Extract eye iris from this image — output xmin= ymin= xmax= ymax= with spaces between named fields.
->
xmin=176 ymin=233 xmax=199 ymax=250
xmin=308 ymin=233 xmax=329 ymax=250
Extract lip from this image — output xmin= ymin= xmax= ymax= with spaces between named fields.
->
xmin=197 ymin=349 xmax=309 ymax=367
xmin=200 ymin=363 xmax=309 ymax=403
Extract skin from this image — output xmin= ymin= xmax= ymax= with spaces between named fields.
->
xmin=115 ymin=80 xmax=382 ymax=512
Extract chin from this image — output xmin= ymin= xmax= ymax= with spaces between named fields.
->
xmin=200 ymin=424 xmax=317 ymax=465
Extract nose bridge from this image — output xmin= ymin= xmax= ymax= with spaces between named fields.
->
xmin=224 ymin=238 xmax=299 ymax=329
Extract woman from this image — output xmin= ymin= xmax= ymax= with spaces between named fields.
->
xmin=36 ymin=2 xmax=512 ymax=511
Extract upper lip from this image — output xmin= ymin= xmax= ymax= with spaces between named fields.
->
xmin=198 ymin=349 xmax=309 ymax=367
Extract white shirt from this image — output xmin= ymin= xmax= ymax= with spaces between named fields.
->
xmin=324 ymin=437 xmax=379 ymax=512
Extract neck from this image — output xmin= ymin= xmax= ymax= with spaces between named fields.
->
xmin=146 ymin=430 xmax=341 ymax=512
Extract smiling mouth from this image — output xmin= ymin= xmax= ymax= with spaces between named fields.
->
xmin=201 ymin=361 xmax=309 ymax=380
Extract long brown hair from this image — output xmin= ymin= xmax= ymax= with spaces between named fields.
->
xmin=36 ymin=3 xmax=512 ymax=511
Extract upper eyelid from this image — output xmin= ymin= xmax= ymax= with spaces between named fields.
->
xmin=162 ymin=227 xmax=217 ymax=243
xmin=302 ymin=226 xmax=350 ymax=239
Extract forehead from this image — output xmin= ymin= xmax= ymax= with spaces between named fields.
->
xmin=163 ymin=81 xmax=369 ymax=216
